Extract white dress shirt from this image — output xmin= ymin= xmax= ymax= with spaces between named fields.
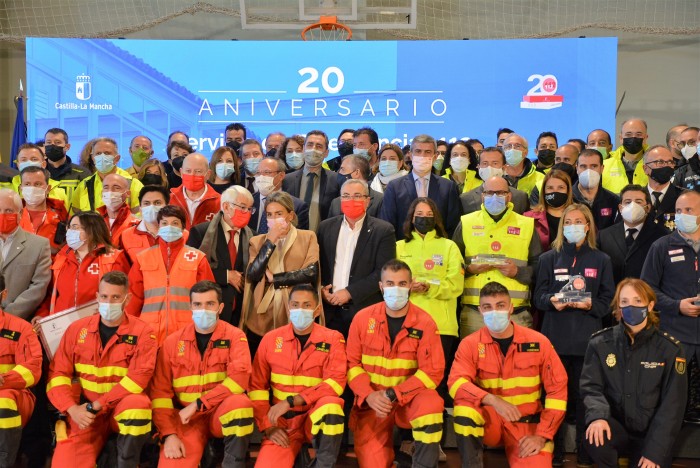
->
xmin=184 ymin=185 xmax=209 ymax=223
xmin=332 ymin=215 xmax=365 ymax=292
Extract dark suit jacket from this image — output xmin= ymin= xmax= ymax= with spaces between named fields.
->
xmin=282 ymin=168 xmax=340 ymax=222
xmin=250 ymin=191 xmax=309 ymax=233
xmin=647 ymin=183 xmax=682 ymax=225
xmin=327 ymin=188 xmax=384 ymax=218
xmin=460 ymin=185 xmax=529 ymax=215
xmin=318 ymin=215 xmax=396 ymax=316
xmin=379 ymin=172 xmax=461 ymax=240
xmin=597 ymin=216 xmax=668 ymax=284
xmin=187 ymin=219 xmax=254 ymax=326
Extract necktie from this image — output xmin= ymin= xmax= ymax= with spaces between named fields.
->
xmin=417 ymin=177 xmax=427 ymax=197
xmin=625 ymin=228 xmax=638 ymax=247
xmin=258 ymin=200 xmax=268 ymax=234
xmin=652 ymin=191 xmax=662 ymax=210
xmin=304 ymin=172 xmax=316 ymax=205
xmin=227 ymin=231 xmax=238 ymax=310
xmin=247 ymin=177 xmax=256 ymax=193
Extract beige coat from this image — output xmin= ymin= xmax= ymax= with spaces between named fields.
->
xmin=240 ymin=226 xmax=322 ymax=336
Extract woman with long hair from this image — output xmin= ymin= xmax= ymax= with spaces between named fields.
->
xmin=524 ymin=169 xmax=574 ymax=251
xmin=208 ymin=146 xmax=240 ymax=194
xmin=441 ymin=140 xmax=479 ymax=193
xmin=370 ymin=143 xmax=408 ymax=193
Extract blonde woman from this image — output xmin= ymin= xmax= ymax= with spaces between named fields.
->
xmin=523 ymin=169 xmax=573 ymax=252
xmin=137 ymin=159 xmax=168 ymax=188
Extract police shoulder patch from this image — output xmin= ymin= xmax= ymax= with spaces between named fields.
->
xmin=661 ymin=332 xmax=681 ymax=346
xmin=120 ymin=335 xmax=138 ymax=345
xmin=213 ymin=339 xmax=231 ymax=349
xmin=0 ymin=329 xmax=20 ymax=341
xmin=675 ymin=357 xmax=686 ymax=374
xmin=590 ymin=326 xmax=614 ymax=339
xmin=407 ymin=328 xmax=423 ymax=340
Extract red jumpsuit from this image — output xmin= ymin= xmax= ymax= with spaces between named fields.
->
xmin=346 ymin=302 xmax=445 ymax=468
xmin=47 ymin=313 xmax=157 ymax=467
xmin=250 ymin=323 xmax=347 ymax=467
xmin=150 ymin=321 xmax=253 ymax=467
xmin=97 ymin=205 xmax=140 ymax=247
xmin=0 ymin=308 xmax=42 ymax=465
xmin=20 ymin=197 xmax=68 ymax=255
xmin=448 ymin=324 xmax=568 ymax=467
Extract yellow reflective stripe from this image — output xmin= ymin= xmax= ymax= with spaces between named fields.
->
xmin=271 ymin=388 xmax=295 ymax=401
xmin=222 ymin=377 xmax=245 ymax=395
xmin=219 ymin=407 xmax=254 ymax=437
xmin=74 ymin=363 xmax=128 ymax=378
xmin=454 ymin=424 xmax=484 ymax=437
xmin=413 ymin=429 xmax=442 ymax=443
xmin=361 ymin=354 xmax=417 ymax=370
xmin=347 ymin=366 xmax=366 ymax=382
xmin=477 ymin=375 xmax=541 ymax=390
xmin=46 ymin=376 xmax=72 ymax=392
xmin=501 ymin=390 xmax=541 ymax=406
xmin=414 ymin=370 xmax=437 ymax=389
xmin=176 ymin=392 xmax=201 ymax=403
xmin=312 ymin=421 xmax=344 ymax=436
xmin=542 ymin=441 xmax=554 ymax=453
xmin=309 ymin=402 xmax=344 ymax=436
xmin=271 ymin=372 xmax=322 ymax=387
xmin=0 ymin=364 xmax=14 ymax=373
xmin=12 ymin=365 xmax=35 ymax=387
xmin=152 ymin=398 xmax=174 ymax=409
xmin=411 ymin=413 xmax=443 ymax=428
xmin=119 ymin=376 xmax=144 ymax=394
xmin=0 ymin=398 xmax=21 ymax=429
xmin=248 ymin=390 xmax=269 ymax=401
xmin=173 ymin=372 xmax=226 ymax=388
xmin=323 ymin=378 xmax=344 ymax=396
xmin=449 ymin=377 xmax=469 ymax=399
xmin=454 ymin=406 xmax=485 ymax=425
xmin=0 ymin=398 xmax=18 ymax=411
xmin=115 ymin=408 xmax=152 ymax=436
xmin=367 ymin=372 xmax=408 ymax=387
xmin=545 ymin=398 xmax=567 ymax=411
xmin=309 ymin=402 xmax=344 ymax=423
xmin=79 ymin=378 xmax=116 ymax=394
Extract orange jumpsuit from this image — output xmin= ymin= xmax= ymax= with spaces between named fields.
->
xmin=98 ymin=205 xmax=140 ymax=247
xmin=150 ymin=321 xmax=253 ymax=467
xmin=250 ymin=323 xmax=347 ymax=467
xmin=126 ymin=238 xmax=214 ymax=344
xmin=47 ymin=313 xmax=157 ymax=467
xmin=20 ymin=197 xmax=68 ymax=255
xmin=447 ymin=324 xmax=568 ymax=467
xmin=346 ymin=302 xmax=445 ymax=468
xmin=0 ymin=308 xmax=42 ymax=466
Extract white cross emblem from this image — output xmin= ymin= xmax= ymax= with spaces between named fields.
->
xmin=184 ymin=251 xmax=198 ymax=262
xmin=87 ymin=263 xmax=100 ymax=275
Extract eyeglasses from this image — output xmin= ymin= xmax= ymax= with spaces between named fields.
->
xmin=645 ymin=159 xmax=675 ymax=168
xmin=231 ymin=202 xmax=256 ymax=214
xmin=677 ymin=141 xmax=697 ymax=148
xmin=503 ymin=144 xmax=526 ymax=151
xmin=483 ymin=190 xmax=509 ymax=197
xmin=340 ymin=195 xmax=368 ymax=201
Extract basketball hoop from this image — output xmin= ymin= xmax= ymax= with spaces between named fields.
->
xmin=301 ymin=16 xmax=352 ymax=41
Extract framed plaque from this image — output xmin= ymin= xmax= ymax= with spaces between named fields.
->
xmin=37 ymin=301 xmax=98 ymax=360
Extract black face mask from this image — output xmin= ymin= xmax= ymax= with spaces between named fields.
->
xmin=544 ymin=191 xmax=568 ymax=208
xmin=649 ymin=166 xmax=674 ymax=185
xmin=45 ymin=145 xmax=65 ymax=162
xmin=623 ymin=137 xmax=644 ymax=155
xmin=337 ymin=141 xmax=354 ymax=158
xmin=141 ymin=174 xmax=162 ymax=186
xmin=172 ymin=156 xmax=185 ymax=172
xmin=537 ymin=149 xmax=556 ymax=166
xmin=226 ymin=140 xmax=241 ymax=153
xmin=550 ymin=162 xmax=577 ymax=183
xmin=266 ymin=148 xmax=278 ymax=158
xmin=414 ymin=216 xmax=436 ymax=234
xmin=336 ymin=171 xmax=351 ymax=187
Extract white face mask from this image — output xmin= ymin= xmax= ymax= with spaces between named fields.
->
xmin=267 ymin=217 xmax=289 ymax=231
xmin=411 ymin=156 xmax=433 ymax=174
xmin=140 ymin=205 xmax=161 ymax=224
xmin=98 ymin=300 xmax=125 ymax=322
xmin=681 ymin=145 xmax=698 ymax=160
xmin=620 ymin=202 xmax=646 ymax=225
xmin=450 ymin=156 xmax=470 ymax=173
xmin=255 ymin=175 xmax=276 ymax=197
xmin=479 ymin=166 xmax=503 ymax=180
xmin=289 ymin=308 xmax=315 ymax=330
xmin=102 ymin=191 xmax=125 ymax=211
xmin=578 ymin=169 xmax=601 ymax=189
xmin=21 ymin=186 xmax=47 ymax=206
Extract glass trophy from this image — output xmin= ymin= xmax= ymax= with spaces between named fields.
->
xmin=471 ymin=254 xmax=509 ymax=266
xmin=554 ymin=275 xmax=592 ymax=303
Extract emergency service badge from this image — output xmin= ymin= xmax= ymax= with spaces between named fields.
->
xmin=274 ymin=336 xmax=283 ymax=352
xmin=315 ymin=342 xmax=330 ymax=353
xmin=0 ymin=329 xmax=20 ymax=341
xmin=368 ymin=318 xmax=376 ymax=334
xmin=675 ymin=357 xmax=686 ymax=375
xmin=177 ymin=340 xmax=185 ymax=356
xmin=606 ymin=353 xmax=616 ymax=368
xmin=77 ymin=328 xmax=88 ymax=344
xmin=478 ymin=343 xmax=486 ymax=358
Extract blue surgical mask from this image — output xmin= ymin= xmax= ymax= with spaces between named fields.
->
xmin=379 ymin=160 xmax=400 ymax=177
xmin=244 ymin=157 xmax=261 ymax=175
xmin=286 ymin=152 xmax=304 ymax=170
xmin=158 ymin=225 xmax=183 ymax=243
xmin=620 ymin=305 xmax=648 ymax=326
xmin=483 ymin=310 xmax=510 ymax=333
xmin=504 ymin=149 xmax=524 ymax=166
xmin=66 ymin=228 xmax=85 ymax=250
xmin=94 ymin=153 xmax=116 ymax=174
xmin=484 ymin=194 xmax=507 ymax=215
xmin=383 ymin=286 xmax=410 ymax=311
xmin=215 ymin=162 xmax=235 ymax=179
xmin=18 ymin=160 xmax=43 ymax=172
xmin=98 ymin=300 xmax=124 ymax=322
xmin=192 ymin=309 xmax=218 ymax=330
xmin=289 ymin=308 xmax=315 ymax=330
xmin=675 ymin=213 xmax=700 ymax=234
xmin=140 ymin=205 xmax=161 ymax=224
xmin=563 ymin=224 xmax=587 ymax=244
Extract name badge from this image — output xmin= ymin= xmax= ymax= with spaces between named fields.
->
xmin=407 ymin=328 xmax=423 ymax=340
xmin=213 ymin=339 xmax=231 ymax=349
xmin=670 ymin=255 xmax=685 ymax=262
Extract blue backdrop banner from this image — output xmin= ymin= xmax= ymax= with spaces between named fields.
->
xmin=26 ymin=37 xmax=617 ymax=165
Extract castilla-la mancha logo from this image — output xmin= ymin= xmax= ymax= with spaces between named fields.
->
xmin=76 ymin=74 xmax=91 ymax=101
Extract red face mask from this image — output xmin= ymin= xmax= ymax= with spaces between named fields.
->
xmin=182 ymin=173 xmax=206 ymax=192
xmin=0 ymin=213 xmax=18 ymax=234
xmin=231 ymin=209 xmax=252 ymax=229
xmin=341 ymin=199 xmax=366 ymax=219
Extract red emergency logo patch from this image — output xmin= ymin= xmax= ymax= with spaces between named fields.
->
xmin=87 ymin=263 xmax=100 ymax=275
xmin=424 ymin=259 xmax=435 ymax=270
xmin=600 ymin=208 xmax=612 ymax=217
xmin=507 ymin=226 xmax=520 ymax=235
xmin=584 ymin=268 xmax=598 ymax=278
xmin=184 ymin=250 xmax=198 ymax=262
xmin=491 ymin=241 xmax=502 ymax=252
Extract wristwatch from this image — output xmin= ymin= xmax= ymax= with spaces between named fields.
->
xmin=86 ymin=402 xmax=100 ymax=415
xmin=196 ymin=398 xmax=205 ymax=412
xmin=286 ymin=395 xmax=295 ymax=408
xmin=385 ymin=388 xmax=398 ymax=403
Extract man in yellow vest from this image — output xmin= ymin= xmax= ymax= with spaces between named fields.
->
xmin=452 ymin=176 xmax=542 ymax=338
xmin=502 ymin=133 xmax=544 ymax=197
xmin=602 ymin=118 xmax=650 ymax=194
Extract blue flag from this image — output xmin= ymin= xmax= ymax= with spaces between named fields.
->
xmin=10 ymin=95 xmax=26 ymax=169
